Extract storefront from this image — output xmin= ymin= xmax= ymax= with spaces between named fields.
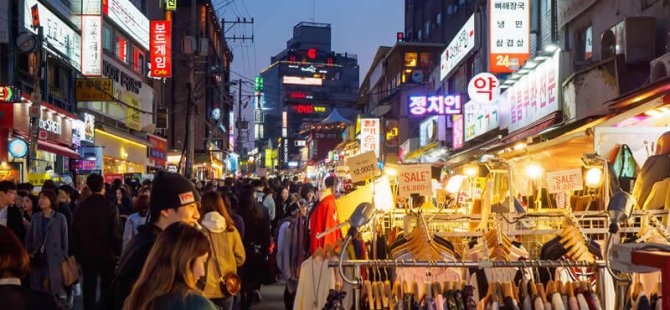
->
xmin=94 ymin=128 xmax=148 ymax=177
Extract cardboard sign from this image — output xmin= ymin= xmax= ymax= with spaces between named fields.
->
xmin=545 ymin=168 xmax=583 ymax=194
xmin=398 ymin=164 xmax=433 ymax=197
xmin=346 ymin=151 xmax=379 ymax=183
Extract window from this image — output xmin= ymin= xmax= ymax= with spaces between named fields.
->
xmin=102 ymin=23 xmax=113 ymax=52
xmin=577 ymin=25 xmax=593 ymax=61
xmin=405 ymin=52 xmax=418 ymax=67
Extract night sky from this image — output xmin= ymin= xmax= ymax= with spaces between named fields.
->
xmin=219 ymin=0 xmax=404 ymax=85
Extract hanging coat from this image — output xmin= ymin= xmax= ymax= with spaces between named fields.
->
xmin=25 ymin=211 xmax=69 ymax=295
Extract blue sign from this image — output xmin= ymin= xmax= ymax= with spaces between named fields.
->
xmin=9 ymin=139 xmax=28 ymax=158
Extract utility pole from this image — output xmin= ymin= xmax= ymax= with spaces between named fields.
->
xmin=185 ymin=0 xmax=197 ymax=179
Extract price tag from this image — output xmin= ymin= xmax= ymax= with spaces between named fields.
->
xmin=346 ymin=151 xmax=380 ymax=183
xmin=545 ymin=168 xmax=583 ymax=194
xmin=398 ymin=164 xmax=433 ymax=197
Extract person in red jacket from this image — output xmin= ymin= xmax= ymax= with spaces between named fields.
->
xmin=309 ymin=176 xmax=341 ymax=254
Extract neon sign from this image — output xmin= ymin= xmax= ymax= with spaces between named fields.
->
xmin=290 ymin=104 xmax=326 ymax=114
xmin=408 ymin=95 xmax=462 ymax=116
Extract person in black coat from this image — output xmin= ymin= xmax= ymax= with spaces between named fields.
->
xmin=0 ymin=181 xmax=25 ymax=243
xmin=0 ymin=226 xmax=62 ymax=310
xmin=71 ymin=174 xmax=122 ymax=310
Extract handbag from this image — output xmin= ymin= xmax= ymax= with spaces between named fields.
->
xmin=61 ymin=256 xmax=80 ymax=286
xmin=205 ymin=229 xmax=241 ymax=296
xmin=30 ymin=215 xmax=54 ymax=266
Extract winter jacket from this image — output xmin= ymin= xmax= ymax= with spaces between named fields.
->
xmin=25 ymin=211 xmax=68 ymax=295
xmin=200 ymin=212 xmax=246 ymax=299
xmin=71 ymin=194 xmax=122 ymax=268
xmin=106 ymin=223 xmax=162 ymax=310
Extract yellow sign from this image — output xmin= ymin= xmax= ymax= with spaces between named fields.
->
xmin=76 ymin=78 xmax=113 ymax=101
xmin=125 ymin=93 xmax=141 ymax=131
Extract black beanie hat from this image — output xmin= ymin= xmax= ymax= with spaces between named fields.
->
xmin=150 ymin=171 xmax=200 ymax=213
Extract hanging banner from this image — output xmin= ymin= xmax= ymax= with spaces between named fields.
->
xmin=489 ymin=0 xmax=530 ymax=72
xmin=346 ymin=151 xmax=379 ymax=183
xmin=545 ymin=168 xmax=583 ymax=194
xmin=398 ymin=164 xmax=433 ymax=198
xmin=359 ymin=118 xmax=380 ymax=158
xmin=81 ymin=15 xmax=102 ymax=76
xmin=150 ymin=20 xmax=172 ymax=77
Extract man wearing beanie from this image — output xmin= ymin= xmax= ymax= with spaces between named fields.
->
xmin=104 ymin=171 xmax=201 ymax=310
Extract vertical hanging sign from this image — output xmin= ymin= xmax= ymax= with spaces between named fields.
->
xmin=150 ymin=20 xmax=172 ymax=77
xmin=81 ymin=15 xmax=102 ymax=76
xmin=489 ymin=0 xmax=530 ymax=72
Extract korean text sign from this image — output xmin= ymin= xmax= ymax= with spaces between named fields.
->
xmin=408 ymin=95 xmax=462 ymax=116
xmin=346 ymin=151 xmax=380 ymax=183
xmin=440 ymin=14 xmax=475 ymax=81
xmin=398 ymin=164 xmax=433 ymax=198
xmin=545 ymin=168 xmax=583 ymax=194
xmin=506 ymin=50 xmax=560 ymax=132
xmin=359 ymin=118 xmax=380 ymax=158
xmin=489 ymin=0 xmax=530 ymax=72
xmin=150 ymin=20 xmax=172 ymax=77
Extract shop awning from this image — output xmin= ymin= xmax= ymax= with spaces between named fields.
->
xmin=37 ymin=140 xmax=80 ymax=159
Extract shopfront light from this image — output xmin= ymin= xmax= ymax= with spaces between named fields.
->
xmin=585 ymin=167 xmax=603 ymax=188
xmin=525 ymin=163 xmax=543 ymax=180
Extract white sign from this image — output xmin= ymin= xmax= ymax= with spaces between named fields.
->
xmin=25 ymin=0 xmax=81 ymax=68
xmin=346 ymin=151 xmax=380 ymax=183
xmin=489 ymin=0 xmax=530 ymax=73
xmin=464 ymin=100 xmax=499 ymax=141
xmin=103 ymin=0 xmax=150 ymax=49
xmin=545 ymin=168 xmax=583 ymax=194
xmin=506 ymin=50 xmax=560 ymax=132
xmin=468 ymin=73 xmax=500 ymax=105
xmin=398 ymin=164 xmax=433 ymax=198
xmin=81 ymin=15 xmax=102 ymax=76
xmin=440 ymin=14 xmax=475 ymax=81
xmin=359 ymin=118 xmax=380 ymax=158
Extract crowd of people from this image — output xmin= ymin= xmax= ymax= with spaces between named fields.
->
xmin=0 ymin=172 xmax=332 ymax=310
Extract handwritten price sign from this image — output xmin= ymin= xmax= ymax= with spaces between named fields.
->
xmin=398 ymin=164 xmax=433 ymax=197
xmin=545 ymin=168 xmax=583 ymax=194
xmin=346 ymin=151 xmax=380 ymax=183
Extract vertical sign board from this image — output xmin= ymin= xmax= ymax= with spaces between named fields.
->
xmin=440 ymin=14 xmax=476 ymax=81
xmin=398 ymin=164 xmax=433 ymax=198
xmin=359 ymin=118 xmax=380 ymax=159
xmin=150 ymin=20 xmax=172 ymax=77
xmin=81 ymin=15 xmax=103 ymax=76
xmin=507 ymin=50 xmax=560 ymax=132
xmin=489 ymin=0 xmax=530 ymax=72
xmin=452 ymin=115 xmax=464 ymax=149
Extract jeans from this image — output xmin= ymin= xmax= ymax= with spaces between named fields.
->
xmin=211 ymin=296 xmax=234 ymax=310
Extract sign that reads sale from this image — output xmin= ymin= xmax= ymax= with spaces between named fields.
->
xmin=398 ymin=164 xmax=433 ymax=198
xmin=346 ymin=151 xmax=380 ymax=183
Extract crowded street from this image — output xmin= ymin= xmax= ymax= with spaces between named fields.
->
xmin=2 ymin=0 xmax=670 ymax=310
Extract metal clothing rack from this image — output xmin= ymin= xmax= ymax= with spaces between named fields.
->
xmin=329 ymin=259 xmax=609 ymax=310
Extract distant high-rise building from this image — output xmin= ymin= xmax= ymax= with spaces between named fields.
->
xmin=258 ymin=22 xmax=359 ymax=168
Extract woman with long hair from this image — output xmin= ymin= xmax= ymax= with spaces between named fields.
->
xmin=25 ymin=191 xmax=69 ymax=300
xmin=123 ymin=222 xmax=216 ymax=310
xmin=236 ymin=186 xmax=271 ymax=309
xmin=199 ymin=191 xmax=246 ymax=310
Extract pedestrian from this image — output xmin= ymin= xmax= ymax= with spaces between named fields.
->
xmin=122 ymin=222 xmax=216 ymax=310
xmin=70 ymin=173 xmax=122 ymax=310
xmin=237 ymin=186 xmax=271 ymax=309
xmin=0 ymin=226 xmax=62 ymax=310
xmin=113 ymin=187 xmax=133 ymax=217
xmin=122 ymin=194 xmax=149 ymax=250
xmin=199 ymin=191 xmax=246 ymax=310
xmin=25 ymin=190 xmax=69 ymax=301
xmin=106 ymin=171 xmax=200 ymax=310
xmin=0 ymin=181 xmax=25 ymax=243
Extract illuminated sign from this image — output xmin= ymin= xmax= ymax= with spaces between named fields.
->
xmin=440 ymin=14 xmax=475 ymax=81
xmin=464 ymin=101 xmax=498 ymax=141
xmin=408 ymin=95 xmax=462 ymax=116
xmin=150 ymin=20 xmax=172 ymax=77
xmin=506 ymin=50 xmax=560 ymax=132
xmin=25 ymin=0 xmax=81 ymax=68
xmin=290 ymin=104 xmax=326 ymax=114
xmin=489 ymin=0 xmax=530 ymax=72
xmin=81 ymin=15 xmax=103 ymax=76
xmin=103 ymin=0 xmax=150 ymax=49
xmin=452 ymin=115 xmax=464 ymax=149
xmin=359 ymin=118 xmax=380 ymax=158
xmin=468 ymin=72 xmax=500 ymax=105
xmin=282 ymin=76 xmax=323 ymax=86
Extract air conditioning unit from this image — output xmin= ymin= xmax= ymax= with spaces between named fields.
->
xmin=650 ymin=52 xmax=670 ymax=83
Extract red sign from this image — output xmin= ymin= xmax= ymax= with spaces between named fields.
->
xmin=104 ymin=173 xmax=123 ymax=183
xmin=150 ymin=20 xmax=172 ymax=77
